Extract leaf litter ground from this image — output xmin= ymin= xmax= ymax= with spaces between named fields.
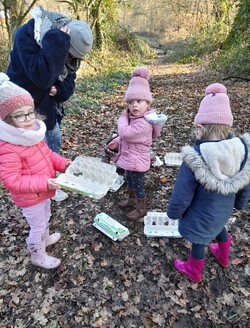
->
xmin=0 ymin=61 xmax=250 ymax=328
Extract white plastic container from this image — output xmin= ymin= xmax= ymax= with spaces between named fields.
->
xmin=56 ymin=156 xmax=118 ymax=199
xmin=93 ymin=212 xmax=130 ymax=241
xmin=144 ymin=212 xmax=182 ymax=238
xmin=164 ymin=152 xmax=182 ymax=167
xmin=151 ymin=156 xmax=164 ymax=167
xmin=110 ymin=175 xmax=125 ymax=192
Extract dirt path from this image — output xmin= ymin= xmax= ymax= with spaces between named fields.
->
xmin=0 ymin=62 xmax=250 ymax=327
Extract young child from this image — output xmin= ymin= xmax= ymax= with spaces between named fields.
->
xmin=108 ymin=67 xmax=167 ymax=220
xmin=167 ymin=83 xmax=250 ymax=283
xmin=0 ymin=73 xmax=71 ymax=269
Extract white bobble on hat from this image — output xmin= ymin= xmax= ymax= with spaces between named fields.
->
xmin=68 ymin=20 xmax=93 ymax=58
xmin=0 ymin=73 xmax=34 ymax=120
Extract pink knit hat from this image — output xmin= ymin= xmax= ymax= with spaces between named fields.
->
xmin=194 ymin=83 xmax=233 ymax=127
xmin=0 ymin=73 xmax=34 ymax=120
xmin=124 ymin=67 xmax=153 ymax=103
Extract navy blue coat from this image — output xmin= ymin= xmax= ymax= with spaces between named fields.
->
xmin=167 ymin=134 xmax=250 ymax=244
xmin=7 ymin=19 xmax=76 ymax=130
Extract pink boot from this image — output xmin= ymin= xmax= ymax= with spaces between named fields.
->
xmin=209 ymin=234 xmax=232 ymax=268
xmin=174 ymin=255 xmax=205 ymax=283
xmin=45 ymin=226 xmax=61 ymax=247
xmin=26 ymin=239 xmax=61 ymax=269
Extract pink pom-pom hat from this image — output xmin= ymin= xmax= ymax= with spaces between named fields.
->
xmin=194 ymin=83 xmax=233 ymax=127
xmin=124 ymin=67 xmax=153 ymax=103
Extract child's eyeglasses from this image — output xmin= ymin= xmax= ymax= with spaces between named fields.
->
xmin=10 ymin=111 xmax=36 ymax=123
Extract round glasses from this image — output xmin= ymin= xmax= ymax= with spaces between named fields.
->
xmin=10 ymin=111 xmax=36 ymax=123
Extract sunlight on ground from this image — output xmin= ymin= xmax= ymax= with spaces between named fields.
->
xmin=149 ymin=63 xmax=201 ymax=76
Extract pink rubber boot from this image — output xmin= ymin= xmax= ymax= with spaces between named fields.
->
xmin=26 ymin=239 xmax=61 ymax=269
xmin=209 ymin=234 xmax=232 ymax=268
xmin=174 ymin=254 xmax=205 ymax=283
xmin=45 ymin=226 xmax=61 ymax=247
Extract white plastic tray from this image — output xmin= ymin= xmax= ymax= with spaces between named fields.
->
xmin=151 ymin=156 xmax=164 ymax=167
xmin=93 ymin=212 xmax=130 ymax=241
xmin=56 ymin=156 xmax=118 ymax=199
xmin=164 ymin=152 xmax=182 ymax=167
xmin=144 ymin=212 xmax=182 ymax=238
xmin=110 ymin=175 xmax=125 ymax=192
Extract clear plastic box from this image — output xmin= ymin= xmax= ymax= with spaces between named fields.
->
xmin=93 ymin=212 xmax=130 ymax=241
xmin=56 ymin=156 xmax=118 ymax=199
xmin=144 ymin=212 xmax=182 ymax=238
xmin=164 ymin=152 xmax=182 ymax=167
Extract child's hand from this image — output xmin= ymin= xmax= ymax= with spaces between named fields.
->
xmin=107 ymin=141 xmax=117 ymax=150
xmin=48 ymin=178 xmax=60 ymax=190
xmin=49 ymin=86 xmax=57 ymax=96
xmin=65 ymin=161 xmax=71 ymax=170
xmin=60 ymin=25 xmax=71 ymax=35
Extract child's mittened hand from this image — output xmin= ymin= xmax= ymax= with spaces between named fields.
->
xmin=107 ymin=141 xmax=117 ymax=150
xmin=48 ymin=178 xmax=60 ymax=190
xmin=145 ymin=113 xmax=168 ymax=125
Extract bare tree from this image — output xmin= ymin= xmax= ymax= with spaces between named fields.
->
xmin=0 ymin=0 xmax=38 ymax=50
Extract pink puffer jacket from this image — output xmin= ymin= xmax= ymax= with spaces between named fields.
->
xmin=113 ymin=110 xmax=163 ymax=172
xmin=0 ymin=140 xmax=70 ymax=207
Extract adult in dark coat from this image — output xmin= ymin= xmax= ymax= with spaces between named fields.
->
xmin=7 ymin=6 xmax=93 ymax=154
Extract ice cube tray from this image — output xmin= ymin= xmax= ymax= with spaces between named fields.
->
xmin=164 ymin=152 xmax=182 ymax=167
xmin=93 ymin=212 xmax=130 ymax=241
xmin=56 ymin=156 xmax=118 ymax=199
xmin=144 ymin=212 xmax=182 ymax=238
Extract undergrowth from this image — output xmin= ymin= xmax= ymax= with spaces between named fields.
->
xmin=210 ymin=34 xmax=250 ymax=78
xmin=66 ymin=36 xmax=156 ymax=114
xmin=165 ymin=23 xmax=229 ymax=65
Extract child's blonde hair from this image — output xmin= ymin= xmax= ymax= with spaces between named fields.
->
xmin=199 ymin=124 xmax=231 ymax=140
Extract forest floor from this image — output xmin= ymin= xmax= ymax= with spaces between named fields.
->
xmin=0 ymin=57 xmax=250 ymax=328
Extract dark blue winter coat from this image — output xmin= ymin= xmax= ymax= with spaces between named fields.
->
xmin=167 ymin=134 xmax=250 ymax=244
xmin=7 ymin=19 xmax=76 ymax=130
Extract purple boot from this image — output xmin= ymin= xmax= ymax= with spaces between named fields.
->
xmin=209 ymin=234 xmax=232 ymax=268
xmin=174 ymin=254 xmax=205 ymax=283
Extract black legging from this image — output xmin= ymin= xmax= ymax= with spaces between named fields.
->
xmin=125 ymin=170 xmax=145 ymax=199
xmin=191 ymin=227 xmax=228 ymax=260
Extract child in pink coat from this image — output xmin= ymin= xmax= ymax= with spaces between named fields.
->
xmin=108 ymin=67 xmax=167 ymax=220
xmin=0 ymin=73 xmax=71 ymax=269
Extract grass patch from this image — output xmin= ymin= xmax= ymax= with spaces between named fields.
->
xmin=66 ymin=69 xmax=131 ymax=114
xmin=66 ymin=38 xmax=156 ymax=114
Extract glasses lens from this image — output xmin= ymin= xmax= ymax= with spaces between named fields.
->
xmin=29 ymin=111 xmax=36 ymax=119
xmin=15 ymin=111 xmax=36 ymax=122
xmin=16 ymin=114 xmax=26 ymax=123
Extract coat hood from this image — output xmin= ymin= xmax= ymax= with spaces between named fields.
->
xmin=181 ymin=133 xmax=250 ymax=195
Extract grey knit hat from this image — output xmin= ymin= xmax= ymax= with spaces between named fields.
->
xmin=32 ymin=6 xmax=93 ymax=58
xmin=68 ymin=20 xmax=93 ymax=58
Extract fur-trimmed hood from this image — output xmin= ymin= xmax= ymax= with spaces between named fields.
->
xmin=181 ymin=133 xmax=250 ymax=195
